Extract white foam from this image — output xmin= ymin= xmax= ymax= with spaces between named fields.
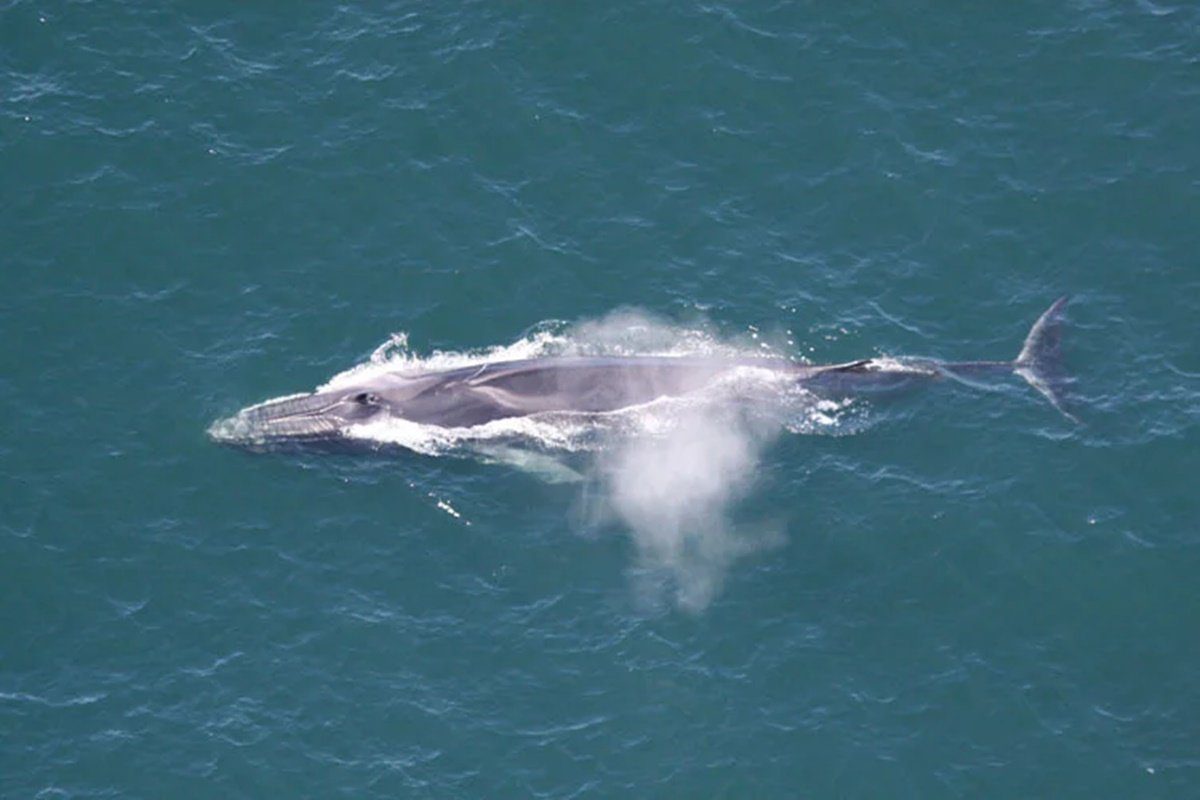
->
xmin=318 ymin=309 xmax=753 ymax=394
xmin=318 ymin=327 xmax=571 ymax=392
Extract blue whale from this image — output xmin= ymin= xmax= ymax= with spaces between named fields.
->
xmin=209 ymin=297 xmax=1073 ymax=448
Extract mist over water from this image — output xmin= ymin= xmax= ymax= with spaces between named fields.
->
xmin=595 ymin=405 xmax=785 ymax=611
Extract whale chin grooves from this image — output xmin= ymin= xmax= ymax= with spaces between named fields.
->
xmin=1015 ymin=295 xmax=1077 ymax=422
xmin=208 ymin=391 xmax=347 ymax=447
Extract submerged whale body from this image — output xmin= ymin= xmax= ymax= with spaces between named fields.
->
xmin=209 ymin=297 xmax=1074 ymax=449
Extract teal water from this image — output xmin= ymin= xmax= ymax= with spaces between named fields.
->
xmin=4 ymin=2 xmax=1200 ymax=797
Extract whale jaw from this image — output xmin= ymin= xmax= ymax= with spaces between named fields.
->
xmin=207 ymin=392 xmax=352 ymax=450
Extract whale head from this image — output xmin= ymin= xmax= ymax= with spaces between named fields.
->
xmin=208 ymin=386 xmax=390 ymax=449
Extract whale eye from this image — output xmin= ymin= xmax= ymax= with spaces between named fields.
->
xmin=353 ymin=392 xmax=378 ymax=405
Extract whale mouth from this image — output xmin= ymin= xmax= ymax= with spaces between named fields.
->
xmin=208 ymin=392 xmax=347 ymax=448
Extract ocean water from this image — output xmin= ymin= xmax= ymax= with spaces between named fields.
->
xmin=3 ymin=2 xmax=1199 ymax=797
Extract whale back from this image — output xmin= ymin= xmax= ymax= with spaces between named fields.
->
xmin=380 ymin=357 xmax=756 ymax=427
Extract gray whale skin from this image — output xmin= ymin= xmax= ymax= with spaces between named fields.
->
xmin=210 ymin=297 xmax=1073 ymax=449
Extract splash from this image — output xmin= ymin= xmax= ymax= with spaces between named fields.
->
xmin=593 ymin=403 xmax=785 ymax=612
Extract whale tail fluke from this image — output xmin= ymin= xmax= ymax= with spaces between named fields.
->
xmin=1015 ymin=295 xmax=1078 ymax=423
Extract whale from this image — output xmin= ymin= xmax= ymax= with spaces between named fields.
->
xmin=208 ymin=297 xmax=1074 ymax=449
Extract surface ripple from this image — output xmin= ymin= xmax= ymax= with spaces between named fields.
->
xmin=3 ymin=1 xmax=1199 ymax=797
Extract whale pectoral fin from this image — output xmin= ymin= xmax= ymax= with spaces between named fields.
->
xmin=472 ymin=445 xmax=585 ymax=484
